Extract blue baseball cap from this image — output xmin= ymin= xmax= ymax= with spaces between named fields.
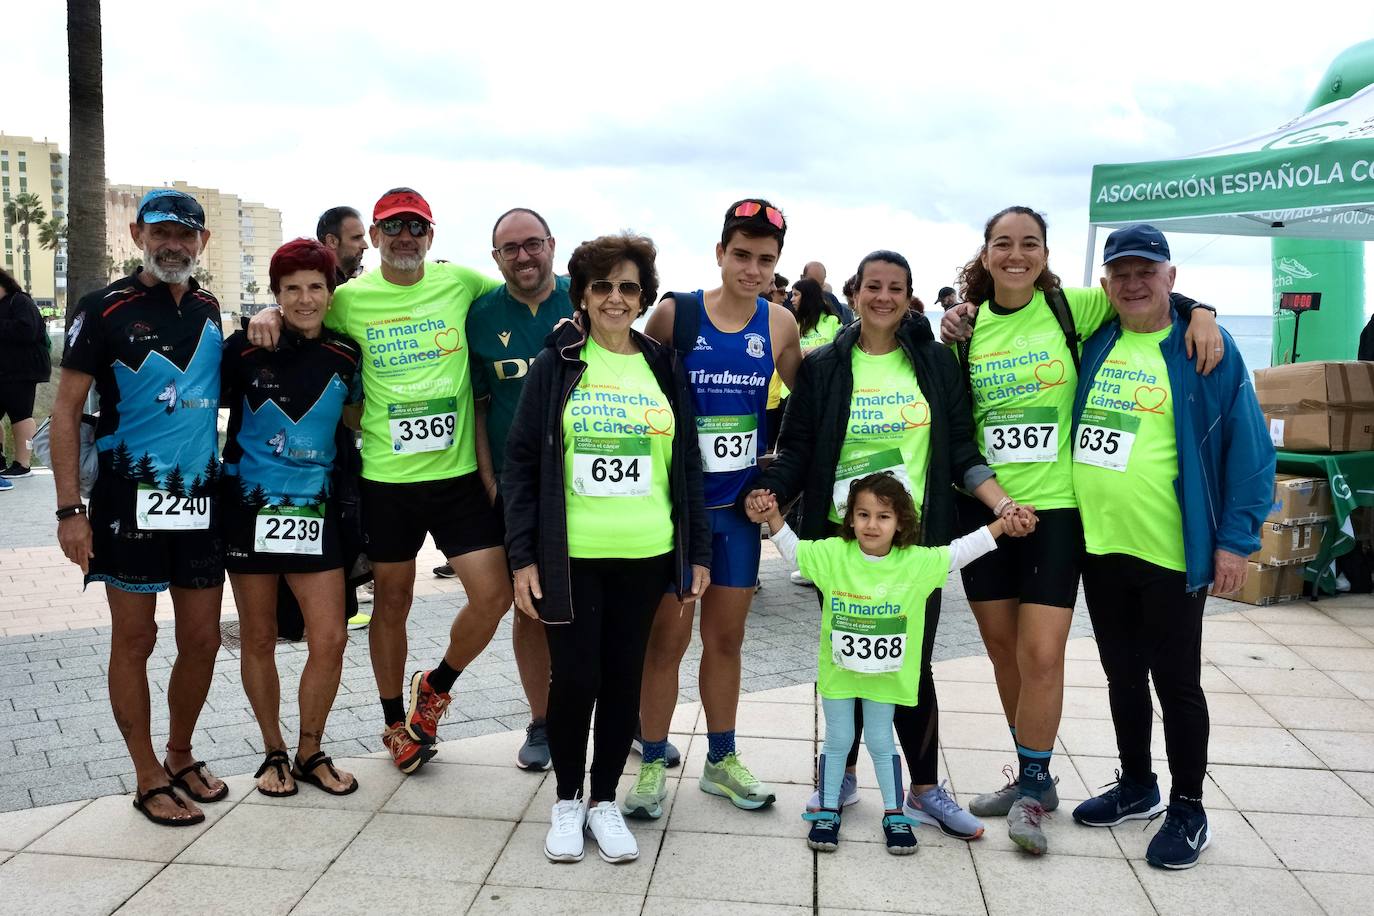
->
xmin=137 ymin=189 xmax=206 ymax=231
xmin=1103 ymin=224 xmax=1170 ymax=264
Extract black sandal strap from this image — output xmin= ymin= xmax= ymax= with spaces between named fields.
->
xmin=255 ymin=749 xmax=291 ymax=780
xmin=136 ymin=784 xmax=187 ymax=808
xmin=167 ymin=759 xmax=210 ymax=783
xmin=295 ymin=751 xmax=338 ymax=780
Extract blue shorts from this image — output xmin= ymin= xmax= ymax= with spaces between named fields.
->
xmin=706 ymin=505 xmax=762 ymax=589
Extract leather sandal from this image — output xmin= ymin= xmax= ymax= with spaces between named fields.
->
xmin=253 ymin=749 xmax=298 ymax=797
xmin=132 ymin=784 xmax=205 ymax=827
xmin=164 ymin=759 xmax=230 ymax=803
xmin=293 ymin=751 xmax=359 ymax=796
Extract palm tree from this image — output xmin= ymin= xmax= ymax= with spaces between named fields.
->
xmin=245 ymin=280 xmax=260 ymax=303
xmin=3 ymin=193 xmax=46 ymax=291
xmin=67 ymin=0 xmax=107 ymax=326
xmin=194 ymin=266 xmax=214 ymax=288
xmin=38 ymin=217 xmax=67 ymax=316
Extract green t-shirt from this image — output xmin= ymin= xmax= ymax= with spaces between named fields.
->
xmin=800 ymin=313 xmax=841 ymax=351
xmin=797 ymin=537 xmax=949 ymax=704
xmin=562 ymin=338 xmax=675 ymax=559
xmin=468 ymin=276 xmax=573 ymax=474
xmin=326 ymin=262 xmax=502 ymax=484
xmin=830 ymin=349 xmax=931 ymax=524
xmin=1072 ymin=326 xmax=1185 ymax=570
xmin=965 ymin=287 xmax=1114 ymax=509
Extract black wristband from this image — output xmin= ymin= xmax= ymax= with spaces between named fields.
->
xmin=55 ymin=504 xmax=87 ymax=521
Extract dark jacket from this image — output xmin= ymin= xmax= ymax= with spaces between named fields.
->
xmin=1074 ymin=309 xmax=1274 ymax=592
xmin=503 ymin=321 xmax=712 ymax=624
xmin=0 ymin=290 xmax=51 ymax=383
xmin=751 ymin=313 xmax=993 ymax=545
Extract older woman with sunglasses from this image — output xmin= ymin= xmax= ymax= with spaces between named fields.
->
xmin=504 ymin=232 xmax=710 ymax=865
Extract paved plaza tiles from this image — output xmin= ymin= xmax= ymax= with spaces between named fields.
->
xmin=1 ymin=471 xmax=1374 ymax=913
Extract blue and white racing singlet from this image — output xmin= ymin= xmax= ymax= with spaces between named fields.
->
xmin=685 ymin=291 xmax=773 ymax=508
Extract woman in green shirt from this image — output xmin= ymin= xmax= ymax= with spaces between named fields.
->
xmin=503 ymin=233 xmax=711 ymax=866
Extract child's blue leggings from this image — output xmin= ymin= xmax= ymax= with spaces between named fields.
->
xmin=819 ymin=696 xmax=901 ymax=811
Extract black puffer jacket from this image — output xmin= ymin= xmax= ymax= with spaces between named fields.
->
xmin=749 ymin=313 xmax=992 ymax=546
xmin=0 ymin=291 xmax=51 ymax=382
xmin=503 ymin=320 xmax=712 ymax=624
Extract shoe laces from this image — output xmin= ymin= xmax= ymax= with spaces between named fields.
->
xmin=917 ymin=780 xmax=963 ymax=818
xmin=996 ymin=763 xmax=1018 ymax=791
xmin=1013 ymin=797 xmax=1049 ymax=828
xmin=416 ymin=681 xmax=451 ymax=728
xmin=883 ymin=814 xmax=917 ymax=834
xmin=1148 ymin=802 xmax=1199 ymax=838
xmin=382 ymin=724 xmax=414 ymax=754
xmin=718 ymin=753 xmax=760 ymax=789
xmin=592 ymin=803 xmax=630 ymax=838
xmin=552 ymin=799 xmax=583 ymax=833
xmin=526 ymin=721 xmax=548 ymax=746
xmin=803 ymin=810 xmax=840 ymax=827
xmin=633 ymin=760 xmax=665 ymax=793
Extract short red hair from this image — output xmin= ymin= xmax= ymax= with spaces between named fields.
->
xmin=269 ymin=238 xmax=338 ymax=294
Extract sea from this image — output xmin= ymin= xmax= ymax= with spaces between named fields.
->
xmin=1220 ymin=314 xmax=1273 ymax=370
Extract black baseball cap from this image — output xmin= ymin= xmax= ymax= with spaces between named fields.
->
xmin=1103 ymin=224 xmax=1170 ymax=264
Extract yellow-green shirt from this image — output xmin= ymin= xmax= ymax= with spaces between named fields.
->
xmin=325 ymin=263 xmax=501 ymax=484
xmin=1072 ymin=326 xmax=1185 ymax=570
xmin=562 ymin=339 xmax=675 ymax=559
xmin=830 ymin=349 xmax=931 ymax=523
xmin=965 ymin=287 xmax=1114 ymax=508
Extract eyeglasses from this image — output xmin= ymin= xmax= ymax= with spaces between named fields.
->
xmin=732 ymin=201 xmax=785 ymax=230
xmin=378 ymin=218 xmax=430 ymax=237
xmin=587 ymin=280 xmax=642 ymax=299
xmin=494 ymin=237 xmax=551 ymax=261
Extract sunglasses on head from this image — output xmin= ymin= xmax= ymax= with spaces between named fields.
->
xmin=733 ymin=201 xmax=785 ymax=230
xmin=378 ymin=218 xmax=431 ymax=237
xmin=587 ymin=280 xmax=642 ymax=299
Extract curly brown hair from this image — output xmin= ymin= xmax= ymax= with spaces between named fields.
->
xmin=567 ymin=232 xmax=659 ymax=318
xmin=956 ymin=205 xmax=1063 ymax=306
xmin=839 ymin=472 xmax=922 ymax=549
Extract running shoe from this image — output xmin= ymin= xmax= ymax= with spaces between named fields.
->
xmin=404 ymin=669 xmax=451 ymax=745
xmin=1145 ymin=801 xmax=1210 ymax=870
xmin=0 ymin=477 xmax=11 ymax=493
xmin=545 ymin=797 xmax=586 ymax=863
xmin=586 ymin=800 xmax=638 ymax=862
xmin=630 ymin=730 xmax=681 ymax=768
xmin=0 ymin=462 xmax=32 ymax=479
xmin=382 ymin=723 xmax=435 ymax=774
xmin=623 ymin=759 xmax=668 ymax=820
xmin=432 ymin=563 xmax=456 ymax=579
xmin=1007 ymin=795 xmax=1049 ymax=856
xmin=804 ymin=809 xmax=841 ymax=851
xmin=806 ymin=770 xmax=860 ymax=811
xmin=1072 ymin=771 xmax=1165 ymax=827
xmin=789 ymin=570 xmax=813 ymax=586
xmin=969 ymin=764 xmax=1060 ymax=817
xmin=905 ymin=781 xmax=985 ymax=839
xmin=357 ymin=582 xmax=374 ymax=604
xmin=882 ymin=813 xmax=920 ymax=855
xmin=700 ymin=753 xmax=776 ymax=810
xmin=347 ymin=612 xmax=371 ymax=629
xmin=516 ymin=720 xmax=551 ymax=771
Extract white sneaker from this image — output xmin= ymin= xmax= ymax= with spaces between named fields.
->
xmin=586 ymin=800 xmax=638 ymax=862
xmin=545 ymin=798 xmax=586 ymax=862
xmin=790 ymin=570 xmax=813 ymax=586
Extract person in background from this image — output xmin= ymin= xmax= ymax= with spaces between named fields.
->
xmin=936 ymin=287 xmax=958 ymax=311
xmin=0 ymin=266 xmax=51 ymax=481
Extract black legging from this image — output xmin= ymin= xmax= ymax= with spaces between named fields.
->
xmin=841 ymin=590 xmax=942 ymax=785
xmin=1080 ymin=552 xmax=1209 ymax=800
xmin=545 ymin=552 xmax=673 ymax=802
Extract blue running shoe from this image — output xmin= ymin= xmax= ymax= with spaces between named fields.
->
xmin=804 ymin=809 xmax=841 ymax=851
xmin=1072 ymin=772 xmax=1165 ymax=827
xmin=806 ymin=770 xmax=859 ymax=811
xmin=906 ymin=781 xmax=985 ymax=839
xmin=0 ymin=477 xmax=12 ymax=493
xmin=1146 ymin=801 xmax=1210 ymax=870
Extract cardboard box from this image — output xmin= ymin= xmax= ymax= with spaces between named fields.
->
xmin=1218 ymin=562 xmax=1306 ymax=606
xmin=1249 ymin=520 xmax=1325 ymax=566
xmin=1254 ymin=361 xmax=1374 ymax=451
xmin=1267 ymin=475 xmax=1333 ymax=524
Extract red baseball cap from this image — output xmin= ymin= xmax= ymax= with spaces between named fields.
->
xmin=373 ymin=188 xmax=435 ymax=224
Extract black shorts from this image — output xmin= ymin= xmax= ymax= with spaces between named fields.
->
xmin=0 ymin=380 xmax=37 ymax=423
xmin=221 ymin=496 xmax=343 ymax=575
xmin=87 ymin=473 xmax=224 ymax=592
xmin=957 ymin=495 xmax=1083 ymax=608
xmin=360 ymin=472 xmax=504 ymax=564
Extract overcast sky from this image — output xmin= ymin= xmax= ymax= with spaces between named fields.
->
xmin=8 ymin=1 xmax=1373 ymax=316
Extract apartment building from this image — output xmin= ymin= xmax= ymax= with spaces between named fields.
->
xmin=0 ymin=133 xmax=67 ymax=311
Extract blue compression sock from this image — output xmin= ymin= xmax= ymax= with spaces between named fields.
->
xmin=1016 ymin=743 xmax=1053 ymax=799
xmin=707 ymin=729 xmax=736 ymax=764
xmin=641 ymin=737 xmax=668 ymax=765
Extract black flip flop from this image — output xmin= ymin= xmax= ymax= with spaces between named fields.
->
xmin=164 ymin=759 xmax=230 ymax=803
xmin=132 ymin=784 xmax=205 ymax=827
xmin=293 ymin=751 xmax=359 ymax=796
xmin=253 ymin=749 xmax=298 ymax=798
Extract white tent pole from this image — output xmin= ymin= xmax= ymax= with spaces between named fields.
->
xmin=1082 ymin=224 xmax=1098 ymax=286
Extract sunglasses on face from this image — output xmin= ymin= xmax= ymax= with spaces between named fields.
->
xmin=733 ymin=201 xmax=785 ymax=230
xmin=378 ymin=218 xmax=431 ymax=237
xmin=587 ymin=280 xmax=642 ymax=299
xmin=494 ymin=237 xmax=551 ymax=261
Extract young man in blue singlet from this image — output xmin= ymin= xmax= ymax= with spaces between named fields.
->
xmin=624 ymin=200 xmax=803 ymax=818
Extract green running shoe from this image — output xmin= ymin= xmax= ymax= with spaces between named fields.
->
xmin=623 ymin=759 xmax=668 ymax=819
xmin=699 ymin=753 xmax=776 ymax=810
